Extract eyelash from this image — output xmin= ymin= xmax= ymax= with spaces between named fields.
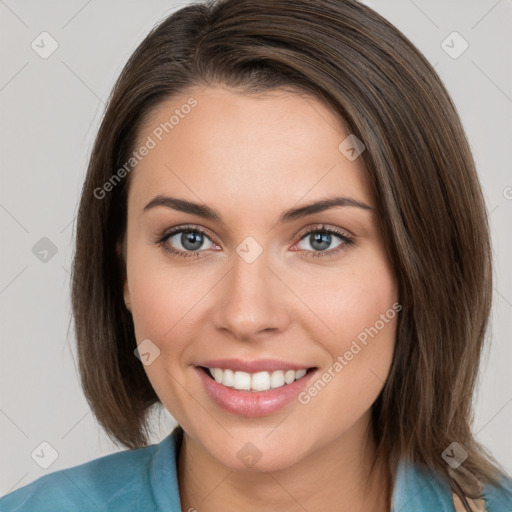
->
xmin=154 ymin=223 xmax=355 ymax=260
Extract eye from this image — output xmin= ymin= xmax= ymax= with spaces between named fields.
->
xmin=156 ymin=225 xmax=218 ymax=259
xmin=155 ymin=223 xmax=354 ymax=259
xmin=294 ymin=224 xmax=354 ymax=259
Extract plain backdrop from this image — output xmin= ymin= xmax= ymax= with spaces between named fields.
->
xmin=1 ymin=0 xmax=511 ymax=495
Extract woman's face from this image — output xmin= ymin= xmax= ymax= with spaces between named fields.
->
xmin=121 ymin=85 xmax=399 ymax=471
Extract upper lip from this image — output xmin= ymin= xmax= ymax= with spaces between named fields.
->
xmin=198 ymin=358 xmax=315 ymax=373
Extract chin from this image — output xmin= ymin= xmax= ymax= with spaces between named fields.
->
xmin=202 ymin=432 xmax=309 ymax=473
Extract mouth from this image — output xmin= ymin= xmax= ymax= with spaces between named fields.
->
xmin=198 ymin=366 xmax=317 ymax=393
xmin=195 ymin=361 xmax=319 ymax=417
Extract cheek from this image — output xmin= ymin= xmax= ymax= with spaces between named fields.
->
xmin=126 ymin=250 xmax=215 ymax=403
xmin=127 ymin=248 xmax=206 ymax=343
xmin=331 ymin=270 xmax=398 ymax=352
xmin=295 ymin=266 xmax=398 ymax=438
xmin=297 ymin=249 xmax=398 ymax=400
xmin=293 ymin=248 xmax=398 ymax=350
xmin=126 ymin=260 xmax=201 ymax=416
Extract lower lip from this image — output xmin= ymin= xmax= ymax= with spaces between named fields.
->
xmin=196 ymin=367 xmax=317 ymax=417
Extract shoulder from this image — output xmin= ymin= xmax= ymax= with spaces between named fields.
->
xmin=0 ymin=427 xmax=183 ymax=512
xmin=392 ymin=459 xmax=458 ymax=511
xmin=481 ymin=473 xmax=512 ymax=511
xmin=392 ymin=458 xmax=512 ymax=512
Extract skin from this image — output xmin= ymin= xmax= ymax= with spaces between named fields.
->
xmin=120 ymin=85 xmax=399 ymax=512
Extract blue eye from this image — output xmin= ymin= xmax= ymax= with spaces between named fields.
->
xmin=298 ymin=229 xmax=344 ymax=253
xmin=294 ymin=225 xmax=354 ymax=259
xmin=168 ymin=229 xmax=213 ymax=252
xmin=155 ymin=224 xmax=354 ymax=259
xmin=156 ymin=225 xmax=215 ymax=259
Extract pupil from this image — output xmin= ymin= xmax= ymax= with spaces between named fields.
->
xmin=182 ymin=231 xmax=203 ymax=251
xmin=311 ymin=232 xmax=330 ymax=251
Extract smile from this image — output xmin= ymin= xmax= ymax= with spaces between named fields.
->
xmin=196 ymin=362 xmax=318 ymax=416
xmin=205 ymin=367 xmax=309 ymax=392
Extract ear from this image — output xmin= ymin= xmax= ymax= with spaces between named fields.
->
xmin=116 ymin=237 xmax=132 ymax=313
xmin=123 ymin=278 xmax=132 ymax=313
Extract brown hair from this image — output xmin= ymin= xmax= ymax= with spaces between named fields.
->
xmin=70 ymin=0 xmax=508 ymax=505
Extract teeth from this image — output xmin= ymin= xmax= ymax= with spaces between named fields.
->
xmin=223 ymin=369 xmax=234 ymax=387
xmin=207 ymin=367 xmax=309 ymax=392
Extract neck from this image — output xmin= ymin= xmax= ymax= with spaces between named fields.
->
xmin=177 ymin=415 xmax=392 ymax=512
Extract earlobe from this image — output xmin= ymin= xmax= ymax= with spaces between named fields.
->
xmin=116 ymin=236 xmax=126 ymax=263
xmin=123 ymin=282 xmax=132 ymax=313
xmin=117 ymin=237 xmax=131 ymax=313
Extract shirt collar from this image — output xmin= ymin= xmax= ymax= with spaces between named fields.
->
xmin=391 ymin=457 xmax=456 ymax=512
xmin=151 ymin=426 xmax=472 ymax=512
xmin=150 ymin=425 xmax=184 ymax=511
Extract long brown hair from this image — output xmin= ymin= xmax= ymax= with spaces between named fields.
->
xmin=70 ymin=0 xmax=508 ymax=505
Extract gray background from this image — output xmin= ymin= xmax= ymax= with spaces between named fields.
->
xmin=1 ymin=0 xmax=511 ymax=495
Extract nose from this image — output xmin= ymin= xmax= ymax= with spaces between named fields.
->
xmin=212 ymin=248 xmax=290 ymax=341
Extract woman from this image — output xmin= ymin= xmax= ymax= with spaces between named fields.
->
xmin=1 ymin=0 xmax=511 ymax=510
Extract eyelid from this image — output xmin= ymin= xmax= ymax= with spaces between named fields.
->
xmin=158 ymin=223 xmax=218 ymax=244
xmin=155 ymin=222 xmax=355 ymax=259
xmin=294 ymin=223 xmax=354 ymax=241
xmin=158 ymin=223 xmax=353 ymax=245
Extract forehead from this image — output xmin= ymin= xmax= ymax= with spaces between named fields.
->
xmin=128 ymin=85 xmax=374 ymax=217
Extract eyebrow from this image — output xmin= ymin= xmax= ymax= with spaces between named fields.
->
xmin=143 ymin=194 xmax=373 ymax=224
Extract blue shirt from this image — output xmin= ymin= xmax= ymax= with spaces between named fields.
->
xmin=1 ymin=425 xmax=511 ymax=511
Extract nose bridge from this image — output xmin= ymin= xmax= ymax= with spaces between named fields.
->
xmin=213 ymin=241 xmax=288 ymax=339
